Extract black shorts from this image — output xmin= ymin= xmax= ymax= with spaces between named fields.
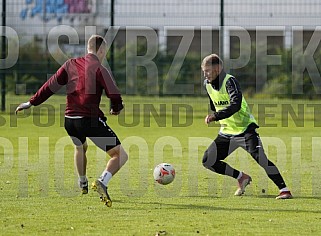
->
xmin=64 ymin=117 xmax=121 ymax=152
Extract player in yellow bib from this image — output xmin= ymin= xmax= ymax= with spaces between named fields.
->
xmin=201 ymin=54 xmax=292 ymax=199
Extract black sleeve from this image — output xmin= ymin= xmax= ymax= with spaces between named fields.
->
xmin=213 ymin=77 xmax=242 ymax=121
xmin=208 ymin=95 xmax=216 ymax=112
xmin=204 ymin=79 xmax=216 ymax=112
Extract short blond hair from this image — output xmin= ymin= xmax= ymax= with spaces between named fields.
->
xmin=87 ymin=35 xmax=107 ymax=53
xmin=201 ymin=54 xmax=223 ymax=69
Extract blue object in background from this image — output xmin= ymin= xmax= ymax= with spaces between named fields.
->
xmin=20 ymin=0 xmax=92 ymax=21
xmin=30 ymin=0 xmax=43 ymax=17
xmin=20 ymin=8 xmax=28 ymax=20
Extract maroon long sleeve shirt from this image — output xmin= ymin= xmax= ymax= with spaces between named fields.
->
xmin=29 ymin=53 xmax=123 ymax=118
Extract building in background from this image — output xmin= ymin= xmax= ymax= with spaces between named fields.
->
xmin=4 ymin=0 xmax=321 ymax=57
xmin=2 ymin=0 xmax=321 ymax=96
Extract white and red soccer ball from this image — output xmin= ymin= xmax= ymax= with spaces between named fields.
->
xmin=153 ymin=163 xmax=175 ymax=185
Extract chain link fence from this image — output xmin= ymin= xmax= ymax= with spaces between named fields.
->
xmin=1 ymin=0 xmax=321 ymax=99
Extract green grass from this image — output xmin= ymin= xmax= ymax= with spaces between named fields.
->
xmin=1 ymin=95 xmax=321 ymax=235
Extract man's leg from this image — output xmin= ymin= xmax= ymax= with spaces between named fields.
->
xmin=202 ymin=135 xmax=252 ymax=196
xmin=74 ymin=142 xmax=88 ymax=176
xmin=97 ymin=144 xmax=128 ymax=186
xmin=64 ymin=117 xmax=89 ymax=194
xmin=74 ymin=142 xmax=88 ymax=194
xmin=86 ymin=117 xmax=129 ymax=206
xmin=241 ymin=130 xmax=292 ymax=199
xmin=106 ymin=144 xmax=128 ymax=175
xmin=202 ymin=134 xmax=239 ymax=178
xmin=92 ymin=144 xmax=128 ymax=207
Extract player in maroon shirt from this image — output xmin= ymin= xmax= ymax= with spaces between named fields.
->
xmin=16 ymin=35 xmax=128 ymax=207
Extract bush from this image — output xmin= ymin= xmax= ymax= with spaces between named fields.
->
xmin=6 ymin=39 xmax=321 ymax=99
xmin=6 ymin=42 xmax=60 ymax=94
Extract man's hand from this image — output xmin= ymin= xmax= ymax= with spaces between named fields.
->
xmin=110 ymin=109 xmax=120 ymax=115
xmin=15 ymin=102 xmax=32 ymax=114
xmin=205 ymin=114 xmax=216 ymax=124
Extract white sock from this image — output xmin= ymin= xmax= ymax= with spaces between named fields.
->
xmin=237 ymin=172 xmax=243 ymax=180
xmin=98 ymin=170 xmax=113 ymax=186
xmin=280 ymin=187 xmax=289 ymax=192
xmin=79 ymin=175 xmax=87 ymax=183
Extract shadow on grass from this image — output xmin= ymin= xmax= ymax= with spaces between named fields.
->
xmin=144 ymin=201 xmax=321 ymax=214
xmin=123 ymin=195 xmax=321 ymax=214
xmin=258 ymin=194 xmax=321 ymax=200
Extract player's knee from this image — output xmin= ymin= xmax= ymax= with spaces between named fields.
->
xmin=75 ymin=143 xmax=87 ymax=154
xmin=117 ymin=145 xmax=128 ymax=166
xmin=202 ymin=150 xmax=210 ymax=168
xmin=250 ymin=148 xmax=267 ymax=165
xmin=248 ymin=150 xmax=258 ymax=161
xmin=83 ymin=143 xmax=88 ymax=152
xmin=202 ymin=149 xmax=219 ymax=169
xmin=121 ymin=150 xmax=129 ymax=164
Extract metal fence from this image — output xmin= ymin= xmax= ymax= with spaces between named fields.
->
xmin=1 ymin=0 xmax=321 ymax=108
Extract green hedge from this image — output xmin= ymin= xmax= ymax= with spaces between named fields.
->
xmin=5 ymin=41 xmax=321 ymax=99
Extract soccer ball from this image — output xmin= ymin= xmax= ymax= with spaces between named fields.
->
xmin=153 ymin=163 xmax=175 ymax=185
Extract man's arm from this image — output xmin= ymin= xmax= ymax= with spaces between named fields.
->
xmin=30 ymin=64 xmax=68 ymax=106
xmin=16 ymin=63 xmax=68 ymax=113
xmin=98 ymin=67 xmax=124 ymax=114
xmin=213 ymin=77 xmax=242 ymax=121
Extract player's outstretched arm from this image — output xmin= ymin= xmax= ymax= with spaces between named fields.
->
xmin=15 ymin=101 xmax=32 ymax=114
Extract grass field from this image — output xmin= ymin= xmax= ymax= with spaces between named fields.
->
xmin=1 ymin=95 xmax=321 ymax=235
